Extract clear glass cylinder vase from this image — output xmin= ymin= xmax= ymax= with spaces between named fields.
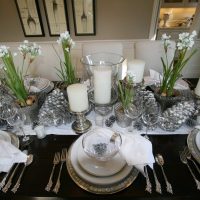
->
xmin=81 ymin=53 xmax=124 ymax=105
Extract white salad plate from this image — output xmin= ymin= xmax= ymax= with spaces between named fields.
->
xmin=69 ymin=134 xmax=133 ymax=185
xmin=0 ymin=130 xmax=19 ymax=148
xmin=77 ymin=141 xmax=126 ymax=177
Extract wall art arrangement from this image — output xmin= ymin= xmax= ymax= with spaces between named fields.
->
xmin=15 ymin=0 xmax=96 ymax=37
xmin=15 ymin=0 xmax=44 ymax=36
xmin=43 ymin=0 xmax=70 ymax=36
xmin=72 ymin=0 xmax=96 ymax=36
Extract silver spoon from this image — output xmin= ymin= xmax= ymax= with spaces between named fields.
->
xmin=155 ymin=154 xmax=173 ymax=194
xmin=11 ymin=154 xmax=33 ymax=193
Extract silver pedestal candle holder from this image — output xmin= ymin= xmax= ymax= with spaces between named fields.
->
xmin=69 ymin=105 xmax=92 ymax=134
xmin=88 ymin=88 xmax=118 ymax=116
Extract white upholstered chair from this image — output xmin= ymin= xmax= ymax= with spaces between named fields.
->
xmin=82 ymin=42 xmax=127 ymax=79
xmin=134 ymin=40 xmax=176 ymax=76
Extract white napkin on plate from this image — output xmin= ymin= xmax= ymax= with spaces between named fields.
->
xmin=119 ymin=133 xmax=155 ymax=174
xmin=0 ymin=138 xmax=27 ymax=173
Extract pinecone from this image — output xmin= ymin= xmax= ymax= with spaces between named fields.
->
xmin=105 ymin=119 xmax=113 ymax=127
xmin=134 ymin=120 xmax=143 ymax=130
xmin=109 ymin=115 xmax=116 ymax=123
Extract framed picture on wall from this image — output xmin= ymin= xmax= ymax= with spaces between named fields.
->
xmin=72 ymin=0 xmax=96 ymax=36
xmin=43 ymin=0 xmax=70 ymax=36
xmin=15 ymin=0 xmax=44 ymax=37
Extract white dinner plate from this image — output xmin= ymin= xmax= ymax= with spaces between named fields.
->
xmin=195 ymin=131 xmax=200 ymax=151
xmin=70 ymin=135 xmax=133 ymax=185
xmin=0 ymin=130 xmax=11 ymax=143
xmin=187 ymin=128 xmax=200 ymax=164
xmin=77 ymin=142 xmax=126 ymax=177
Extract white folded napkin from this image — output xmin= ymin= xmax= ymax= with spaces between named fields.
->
xmin=119 ymin=133 xmax=155 ymax=174
xmin=0 ymin=138 xmax=27 ymax=173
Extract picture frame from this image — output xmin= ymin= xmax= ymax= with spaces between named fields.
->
xmin=15 ymin=0 xmax=44 ymax=37
xmin=72 ymin=0 xmax=96 ymax=36
xmin=43 ymin=0 xmax=70 ymax=36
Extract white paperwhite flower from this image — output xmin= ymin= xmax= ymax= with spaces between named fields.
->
xmin=0 ymin=45 xmax=9 ymax=57
xmin=18 ymin=40 xmax=41 ymax=58
xmin=65 ymin=47 xmax=70 ymax=52
xmin=161 ymin=33 xmax=171 ymax=41
xmin=177 ymin=31 xmax=196 ymax=50
xmin=57 ymin=31 xmax=75 ymax=49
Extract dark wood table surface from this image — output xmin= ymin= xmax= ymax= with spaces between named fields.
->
xmin=0 ymin=134 xmax=200 ymax=200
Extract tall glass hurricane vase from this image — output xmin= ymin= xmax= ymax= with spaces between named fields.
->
xmin=81 ymin=52 xmax=125 ymax=116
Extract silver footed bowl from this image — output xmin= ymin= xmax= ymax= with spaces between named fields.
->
xmin=82 ymin=127 xmax=122 ymax=162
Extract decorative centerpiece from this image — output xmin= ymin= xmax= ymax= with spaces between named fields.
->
xmin=114 ymin=75 xmax=134 ymax=128
xmin=155 ymin=31 xmax=197 ymax=110
xmin=55 ymin=31 xmax=78 ymax=88
xmin=81 ymin=52 xmax=124 ymax=116
xmin=0 ymin=41 xmax=41 ymax=120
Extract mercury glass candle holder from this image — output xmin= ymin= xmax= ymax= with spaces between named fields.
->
xmin=69 ymin=105 xmax=92 ymax=134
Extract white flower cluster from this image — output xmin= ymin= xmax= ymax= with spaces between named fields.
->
xmin=161 ymin=33 xmax=171 ymax=47
xmin=177 ymin=31 xmax=197 ymax=50
xmin=18 ymin=40 xmax=41 ymax=58
xmin=57 ymin=31 xmax=75 ymax=50
xmin=0 ymin=45 xmax=9 ymax=58
xmin=162 ymin=31 xmax=197 ymax=51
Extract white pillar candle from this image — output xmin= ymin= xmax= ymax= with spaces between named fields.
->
xmin=118 ymin=59 xmax=127 ymax=80
xmin=195 ymin=78 xmax=200 ymax=96
xmin=94 ymin=66 xmax=112 ymax=104
xmin=127 ymin=59 xmax=145 ymax=83
xmin=67 ymin=84 xmax=89 ymax=112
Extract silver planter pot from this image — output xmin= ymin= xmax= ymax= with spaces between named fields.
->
xmin=21 ymin=99 xmax=38 ymax=122
xmin=114 ymin=103 xmax=132 ymax=128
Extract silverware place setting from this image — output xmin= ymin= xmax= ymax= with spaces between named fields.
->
xmin=179 ymin=147 xmax=200 ymax=190
xmin=45 ymin=148 xmax=67 ymax=193
xmin=144 ymin=154 xmax=172 ymax=195
xmin=1 ymin=154 xmax=33 ymax=193
xmin=155 ymin=154 xmax=173 ymax=194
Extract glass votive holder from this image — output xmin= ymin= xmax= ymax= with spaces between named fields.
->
xmin=34 ymin=125 xmax=46 ymax=139
xmin=95 ymin=114 xmax=104 ymax=127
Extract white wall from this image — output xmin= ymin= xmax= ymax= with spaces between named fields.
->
xmin=1 ymin=39 xmax=200 ymax=80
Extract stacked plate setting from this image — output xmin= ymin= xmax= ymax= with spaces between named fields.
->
xmin=0 ymin=130 xmax=19 ymax=148
xmin=187 ymin=128 xmax=200 ymax=164
xmin=66 ymin=133 xmax=139 ymax=194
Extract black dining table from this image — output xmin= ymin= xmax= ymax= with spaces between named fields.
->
xmin=0 ymin=134 xmax=200 ymax=200
xmin=0 ymin=78 xmax=200 ymax=200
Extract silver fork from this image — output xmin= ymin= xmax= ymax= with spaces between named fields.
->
xmin=45 ymin=152 xmax=60 ymax=192
xmin=180 ymin=149 xmax=200 ymax=190
xmin=185 ymin=147 xmax=200 ymax=175
xmin=53 ymin=148 xmax=67 ymax=194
